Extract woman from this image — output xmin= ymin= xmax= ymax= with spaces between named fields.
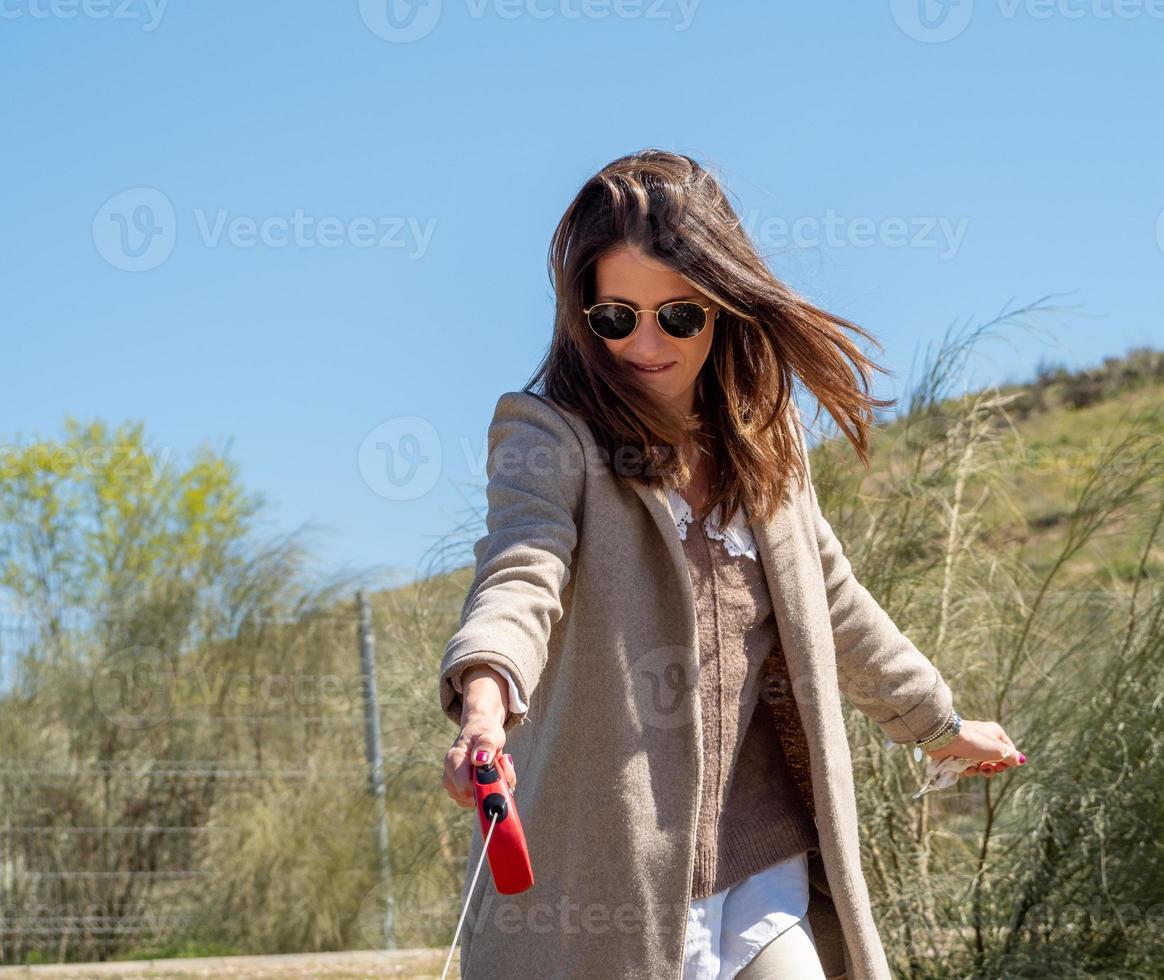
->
xmin=438 ymin=149 xmax=1024 ymax=980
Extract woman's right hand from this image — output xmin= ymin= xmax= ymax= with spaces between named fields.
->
xmin=442 ymin=664 xmax=518 ymax=807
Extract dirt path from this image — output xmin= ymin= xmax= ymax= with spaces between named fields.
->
xmin=0 ymin=950 xmax=458 ymax=980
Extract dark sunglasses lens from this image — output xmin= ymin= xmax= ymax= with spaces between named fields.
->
xmin=587 ymin=304 xmax=637 ymax=340
xmin=658 ymin=302 xmax=706 ymax=338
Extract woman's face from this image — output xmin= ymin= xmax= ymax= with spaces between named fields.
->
xmin=591 ymin=243 xmax=718 ymax=416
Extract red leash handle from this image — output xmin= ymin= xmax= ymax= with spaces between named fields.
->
xmin=472 ymin=753 xmax=534 ymax=895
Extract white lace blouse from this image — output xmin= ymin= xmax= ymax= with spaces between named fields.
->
xmin=665 ymin=484 xmax=760 ymax=562
xmin=456 ymin=486 xmax=812 ymax=978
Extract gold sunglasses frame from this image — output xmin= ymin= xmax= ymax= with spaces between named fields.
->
xmin=582 ymin=301 xmax=718 ymax=340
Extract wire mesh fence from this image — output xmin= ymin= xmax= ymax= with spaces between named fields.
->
xmin=0 ymin=598 xmax=397 ymax=966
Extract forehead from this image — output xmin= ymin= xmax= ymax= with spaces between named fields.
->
xmin=593 ymin=245 xmax=697 ymax=302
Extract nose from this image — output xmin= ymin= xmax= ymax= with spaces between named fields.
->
xmin=627 ymin=312 xmax=670 ymax=360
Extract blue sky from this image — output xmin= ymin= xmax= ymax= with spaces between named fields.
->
xmin=2 ymin=1 xmax=1161 ymax=592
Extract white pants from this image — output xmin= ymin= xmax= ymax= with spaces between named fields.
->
xmin=734 ymin=916 xmax=828 ymax=980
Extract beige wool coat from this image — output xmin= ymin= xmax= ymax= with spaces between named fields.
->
xmin=438 ymin=389 xmax=955 ymax=980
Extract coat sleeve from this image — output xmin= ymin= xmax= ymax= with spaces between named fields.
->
xmin=438 ymin=391 xmax=585 ymax=732
xmin=793 ymin=407 xmax=955 ymax=745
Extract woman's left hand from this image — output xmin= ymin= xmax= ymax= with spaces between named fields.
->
xmin=925 ymin=718 xmax=1027 ymax=778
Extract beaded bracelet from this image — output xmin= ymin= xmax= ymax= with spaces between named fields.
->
xmin=915 ymin=708 xmax=962 ymax=751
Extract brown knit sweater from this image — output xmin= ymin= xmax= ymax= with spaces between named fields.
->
xmin=681 ymin=504 xmax=820 ymax=900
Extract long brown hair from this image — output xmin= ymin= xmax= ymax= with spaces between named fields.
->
xmin=525 ymin=148 xmax=896 ymax=531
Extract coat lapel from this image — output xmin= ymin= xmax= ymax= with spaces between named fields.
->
xmin=627 ymin=478 xmax=698 ymax=642
xmin=751 ymin=491 xmax=820 ymax=693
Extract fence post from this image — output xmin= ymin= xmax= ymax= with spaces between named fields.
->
xmin=357 ymin=590 xmax=394 ymax=949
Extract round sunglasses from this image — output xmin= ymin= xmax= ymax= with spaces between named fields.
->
xmin=583 ymin=301 xmax=715 ymax=341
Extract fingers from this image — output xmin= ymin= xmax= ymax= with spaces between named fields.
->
xmin=443 ymin=727 xmax=511 ymax=807
xmin=443 ymin=755 xmax=474 ymax=807
xmin=443 ymin=740 xmax=475 ymax=807
xmin=978 ymin=730 xmax=1026 ymax=777
xmin=496 ymin=752 xmax=518 ymax=795
xmin=930 ymin=720 xmax=1027 ymax=779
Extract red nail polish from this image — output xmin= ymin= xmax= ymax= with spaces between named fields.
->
xmin=474 ymin=750 xmax=489 ymax=763
xmin=1018 ymin=754 xmax=1026 ymax=764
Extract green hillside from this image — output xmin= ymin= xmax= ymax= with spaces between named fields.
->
xmin=332 ymin=344 xmax=1164 ymax=977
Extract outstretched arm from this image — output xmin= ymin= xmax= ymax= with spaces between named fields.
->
xmin=793 ymin=407 xmax=1027 ymax=777
xmin=438 ymin=391 xmax=585 ymax=732
xmin=792 ymin=406 xmax=954 ymax=745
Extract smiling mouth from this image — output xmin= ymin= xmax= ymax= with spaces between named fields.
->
xmin=629 ymin=361 xmax=675 ymax=374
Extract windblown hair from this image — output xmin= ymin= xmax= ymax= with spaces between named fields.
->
xmin=525 ymin=147 xmax=897 ymax=531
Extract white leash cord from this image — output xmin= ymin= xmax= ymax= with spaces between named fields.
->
xmin=439 ymin=810 xmax=499 ymax=980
